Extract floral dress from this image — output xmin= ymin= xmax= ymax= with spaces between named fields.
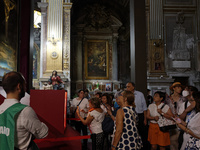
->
xmin=184 ymin=112 xmax=200 ymax=150
xmin=113 ymin=106 xmax=143 ymax=150
xmin=185 ymin=136 xmax=200 ymax=150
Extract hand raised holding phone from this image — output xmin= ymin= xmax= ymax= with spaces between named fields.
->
xmin=172 ymin=117 xmax=181 ymax=124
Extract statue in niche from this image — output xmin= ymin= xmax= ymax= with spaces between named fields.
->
xmin=169 ymin=12 xmax=193 ymax=62
xmin=172 ymin=27 xmax=185 ymax=50
xmin=173 ymin=12 xmax=185 ymax=51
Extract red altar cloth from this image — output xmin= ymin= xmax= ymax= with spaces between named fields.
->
xmin=30 ymin=90 xmax=82 ymax=149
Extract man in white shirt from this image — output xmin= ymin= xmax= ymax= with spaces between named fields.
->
xmin=0 ymin=71 xmax=48 ymax=150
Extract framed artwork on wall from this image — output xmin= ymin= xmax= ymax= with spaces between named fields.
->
xmin=85 ymin=83 xmax=92 ymax=92
xmin=149 ymin=40 xmax=166 ymax=74
xmin=101 ymin=85 xmax=106 ymax=91
xmin=105 ymin=83 xmax=112 ymax=91
xmin=84 ymin=39 xmax=109 ymax=80
xmin=113 ymin=83 xmax=120 ymax=90
xmin=0 ymin=0 xmax=19 ymax=77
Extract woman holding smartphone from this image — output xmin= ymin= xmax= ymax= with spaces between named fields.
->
xmin=174 ymin=91 xmax=200 ymax=150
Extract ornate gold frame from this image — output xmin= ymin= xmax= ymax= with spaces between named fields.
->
xmin=85 ymin=40 xmax=109 ymax=80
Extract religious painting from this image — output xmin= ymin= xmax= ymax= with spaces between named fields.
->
xmin=113 ymin=83 xmax=120 ymax=91
xmin=149 ymin=41 xmax=165 ymax=74
xmin=155 ymin=62 xmax=161 ymax=70
xmin=105 ymin=83 xmax=112 ymax=91
xmin=0 ymin=0 xmax=19 ymax=77
xmin=85 ymin=40 xmax=109 ymax=80
xmin=101 ymin=85 xmax=106 ymax=92
xmin=84 ymin=83 xmax=92 ymax=92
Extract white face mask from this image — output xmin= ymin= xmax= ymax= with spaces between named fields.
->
xmin=182 ymin=90 xmax=189 ymax=97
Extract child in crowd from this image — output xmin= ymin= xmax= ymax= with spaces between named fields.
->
xmin=76 ymin=97 xmax=105 ymax=150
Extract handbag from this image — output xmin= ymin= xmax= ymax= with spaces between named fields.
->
xmin=102 ymin=115 xmax=114 ymax=134
xmin=157 ymin=104 xmax=177 ymax=132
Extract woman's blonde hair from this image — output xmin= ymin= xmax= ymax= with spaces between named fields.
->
xmin=122 ymin=90 xmax=135 ymax=108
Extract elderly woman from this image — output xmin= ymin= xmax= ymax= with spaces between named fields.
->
xmin=111 ymin=90 xmax=142 ymax=150
xmin=174 ymin=91 xmax=200 ymax=150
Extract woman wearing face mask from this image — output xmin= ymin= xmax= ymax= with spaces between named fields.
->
xmin=179 ymin=86 xmax=198 ymax=120
xmin=178 ymin=86 xmax=198 ymax=149
xmin=165 ymin=82 xmax=187 ymax=150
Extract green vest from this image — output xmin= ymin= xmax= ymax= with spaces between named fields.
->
xmin=0 ymin=103 xmax=27 ymax=150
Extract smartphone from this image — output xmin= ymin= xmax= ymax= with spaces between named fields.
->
xmin=171 ymin=117 xmax=181 ymax=123
xmin=171 ymin=117 xmax=176 ymax=121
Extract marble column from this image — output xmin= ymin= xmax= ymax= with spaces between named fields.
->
xmin=63 ymin=2 xmax=72 ymax=98
xmin=112 ymin=34 xmax=118 ymax=81
xmin=130 ymin=0 xmax=147 ymax=94
xmin=38 ymin=2 xmax=48 ymax=88
xmin=46 ymin=0 xmax=63 ymax=73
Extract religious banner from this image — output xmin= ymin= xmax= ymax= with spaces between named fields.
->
xmin=84 ymin=40 xmax=109 ymax=79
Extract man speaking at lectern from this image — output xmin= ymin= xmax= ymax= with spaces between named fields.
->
xmin=0 ymin=71 xmax=48 ymax=150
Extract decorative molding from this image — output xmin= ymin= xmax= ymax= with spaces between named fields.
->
xmin=63 ymin=3 xmax=72 ymax=78
xmin=85 ymin=4 xmax=112 ymax=30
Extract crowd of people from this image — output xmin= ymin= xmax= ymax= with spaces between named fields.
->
xmin=70 ymin=81 xmax=200 ymax=150
xmin=1 ymin=71 xmax=200 ymax=150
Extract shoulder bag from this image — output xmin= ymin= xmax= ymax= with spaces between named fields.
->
xmin=157 ymin=104 xmax=177 ymax=132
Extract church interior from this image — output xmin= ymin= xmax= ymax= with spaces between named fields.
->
xmin=1 ymin=0 xmax=200 ymax=98
xmin=1 ymin=0 xmax=200 ymax=149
